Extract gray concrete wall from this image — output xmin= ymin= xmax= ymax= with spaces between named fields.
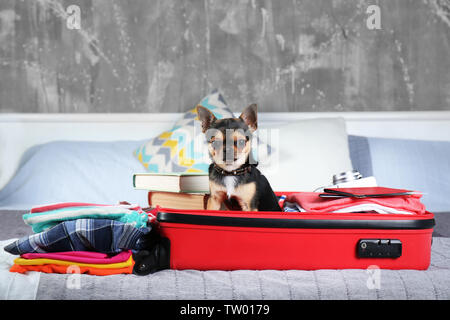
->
xmin=0 ymin=0 xmax=449 ymax=113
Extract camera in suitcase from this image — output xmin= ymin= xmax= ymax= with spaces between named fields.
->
xmin=148 ymin=191 xmax=435 ymax=271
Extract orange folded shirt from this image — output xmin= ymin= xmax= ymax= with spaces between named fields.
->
xmin=10 ymin=262 xmax=134 ymax=276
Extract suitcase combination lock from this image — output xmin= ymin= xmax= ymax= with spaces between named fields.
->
xmin=357 ymin=239 xmax=402 ymax=258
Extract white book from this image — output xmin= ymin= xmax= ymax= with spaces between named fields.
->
xmin=133 ymin=172 xmax=210 ymax=193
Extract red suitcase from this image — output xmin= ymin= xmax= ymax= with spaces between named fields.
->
xmin=152 ymin=192 xmax=435 ymax=271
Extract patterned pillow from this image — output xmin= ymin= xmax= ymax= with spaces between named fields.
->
xmin=134 ymin=90 xmax=274 ymax=174
xmin=134 ymin=90 xmax=234 ymax=173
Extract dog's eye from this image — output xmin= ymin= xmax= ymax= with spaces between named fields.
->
xmin=236 ymin=139 xmax=246 ymax=150
xmin=211 ymin=140 xmax=223 ymax=150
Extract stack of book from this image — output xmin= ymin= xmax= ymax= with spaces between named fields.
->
xmin=133 ymin=172 xmax=210 ymax=210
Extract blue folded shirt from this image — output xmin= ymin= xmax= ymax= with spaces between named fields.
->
xmin=4 ymin=218 xmax=151 ymax=255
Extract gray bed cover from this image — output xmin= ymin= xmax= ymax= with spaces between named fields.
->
xmin=1 ymin=210 xmax=450 ymax=300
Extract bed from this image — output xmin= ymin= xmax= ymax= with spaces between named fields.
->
xmin=1 ymin=111 xmax=450 ymax=300
xmin=2 ymin=210 xmax=450 ymax=300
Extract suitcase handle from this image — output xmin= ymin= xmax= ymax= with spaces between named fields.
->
xmin=357 ymin=239 xmax=402 ymax=258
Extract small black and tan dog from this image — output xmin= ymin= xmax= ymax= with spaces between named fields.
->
xmin=196 ymin=104 xmax=281 ymax=212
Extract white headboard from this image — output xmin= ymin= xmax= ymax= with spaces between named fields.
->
xmin=1 ymin=111 xmax=450 ymax=190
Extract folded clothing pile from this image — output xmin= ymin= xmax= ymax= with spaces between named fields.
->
xmin=4 ymin=202 xmax=152 ymax=276
xmin=282 ymin=189 xmax=426 ymax=215
xmin=10 ymin=250 xmax=134 ymax=276
xmin=22 ymin=202 xmax=149 ymax=233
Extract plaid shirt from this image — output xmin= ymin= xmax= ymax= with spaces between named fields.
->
xmin=4 ymin=219 xmax=151 ymax=255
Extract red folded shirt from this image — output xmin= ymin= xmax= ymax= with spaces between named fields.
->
xmin=286 ymin=191 xmax=426 ymax=215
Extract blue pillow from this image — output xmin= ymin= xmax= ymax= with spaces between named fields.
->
xmin=350 ymin=136 xmax=450 ymax=212
xmin=0 ymin=141 xmax=149 ymax=209
xmin=347 ymin=135 xmax=373 ymax=177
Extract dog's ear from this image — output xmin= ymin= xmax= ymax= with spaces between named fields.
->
xmin=239 ymin=103 xmax=257 ymax=132
xmin=196 ymin=105 xmax=217 ymax=133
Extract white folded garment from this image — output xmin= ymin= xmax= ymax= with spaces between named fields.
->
xmin=283 ymin=202 xmax=414 ymax=215
xmin=0 ymin=239 xmax=40 ymax=300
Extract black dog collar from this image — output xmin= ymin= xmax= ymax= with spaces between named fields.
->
xmin=213 ymin=163 xmax=253 ymax=176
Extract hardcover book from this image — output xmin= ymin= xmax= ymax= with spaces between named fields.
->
xmin=133 ymin=172 xmax=210 ymax=193
xmin=148 ymin=191 xmax=209 ymax=210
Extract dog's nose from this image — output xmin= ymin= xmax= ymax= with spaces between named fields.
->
xmin=223 ymin=148 xmax=235 ymax=161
